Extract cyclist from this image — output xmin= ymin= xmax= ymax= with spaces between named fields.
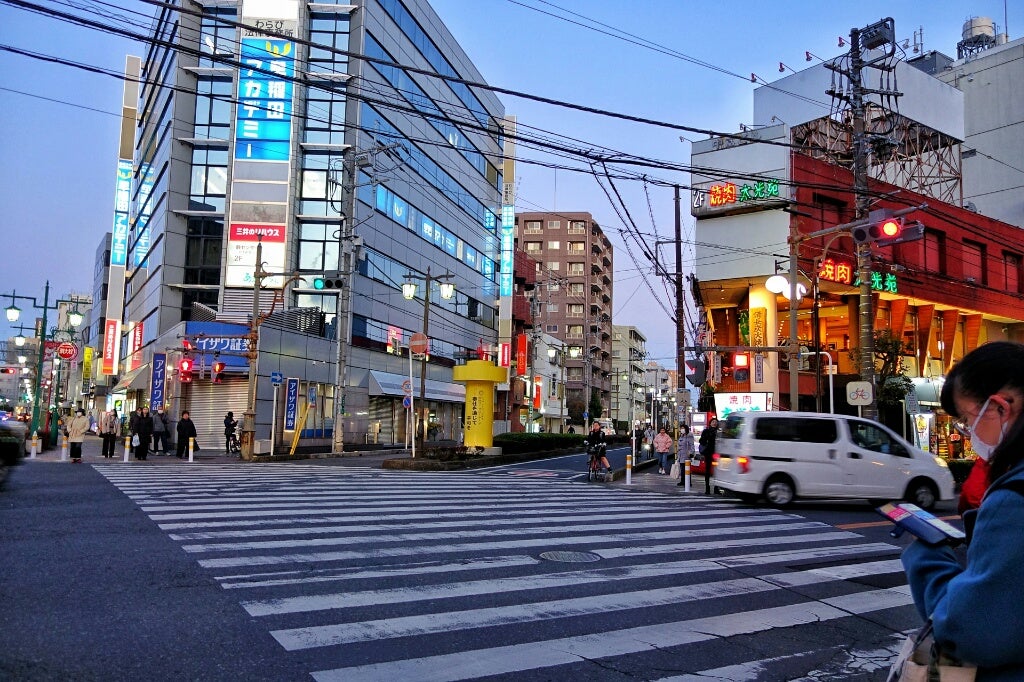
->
xmin=585 ymin=421 xmax=612 ymax=472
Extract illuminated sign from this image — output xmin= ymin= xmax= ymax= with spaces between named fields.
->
xmin=819 ymin=258 xmax=898 ymax=293
xmin=708 ymin=179 xmax=780 ymax=207
xmin=134 ymin=164 xmax=155 ymax=268
xmin=235 ymin=38 xmax=294 ymax=161
xmin=150 ymin=353 xmax=166 ymax=409
xmin=516 ymin=334 xmax=528 ymax=376
xmin=101 ymin=319 xmax=120 ymax=375
xmin=110 ymin=159 xmax=131 ymax=267
xmin=714 ymin=392 xmax=774 ymax=418
xmin=500 ymin=205 xmax=515 ymax=296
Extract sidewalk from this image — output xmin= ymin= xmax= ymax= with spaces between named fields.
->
xmin=612 ymin=463 xmax=715 ymax=496
xmin=24 ymin=435 xmax=242 ymax=465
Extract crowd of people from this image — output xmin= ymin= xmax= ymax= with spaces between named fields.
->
xmin=72 ymin=407 xmax=237 ymax=460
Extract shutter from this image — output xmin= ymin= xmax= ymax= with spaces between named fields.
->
xmin=183 ymin=378 xmax=249 ymax=451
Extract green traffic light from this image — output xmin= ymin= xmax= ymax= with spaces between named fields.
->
xmin=313 ymin=277 xmax=326 ymax=290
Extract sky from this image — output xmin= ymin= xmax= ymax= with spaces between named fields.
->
xmin=0 ymin=0 xmax=1014 ymax=367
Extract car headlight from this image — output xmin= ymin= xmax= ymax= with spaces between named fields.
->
xmin=934 ymin=456 xmax=949 ymax=468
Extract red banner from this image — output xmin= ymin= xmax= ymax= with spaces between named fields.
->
xmin=101 ymin=319 xmax=120 ymax=375
xmin=499 ymin=342 xmax=511 ymax=367
xmin=533 ymin=376 xmax=542 ymax=409
xmin=516 ymin=334 xmax=527 ymax=376
xmin=230 ymin=223 xmax=286 ymax=242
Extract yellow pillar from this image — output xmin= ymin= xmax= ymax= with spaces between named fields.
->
xmin=452 ymin=360 xmax=508 ymax=448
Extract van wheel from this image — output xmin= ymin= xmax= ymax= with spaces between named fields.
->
xmin=764 ymin=475 xmax=795 ymax=507
xmin=906 ymin=479 xmax=938 ymax=511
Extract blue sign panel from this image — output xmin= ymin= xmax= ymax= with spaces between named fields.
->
xmin=307 ymin=385 xmax=317 ymax=407
xmin=134 ymin=164 xmax=155 ymax=268
xmin=235 ymin=38 xmax=295 ymax=161
xmin=285 ymin=378 xmax=299 ymax=430
xmin=150 ymin=353 xmax=166 ymax=408
xmin=110 ymin=159 xmax=132 ymax=267
xmin=271 ymin=371 xmax=284 ymax=386
xmin=500 ymin=204 xmax=515 ymax=296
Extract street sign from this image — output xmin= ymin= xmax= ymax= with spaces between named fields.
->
xmin=583 ymin=411 xmax=589 ymax=420
xmin=285 ymin=378 xmax=299 ymax=430
xmin=904 ymin=389 xmax=921 ymax=414
xmin=847 ymin=381 xmax=874 ymax=406
xmin=270 ymin=371 xmax=284 ymax=386
xmin=308 ymin=385 xmax=317 ymax=406
xmin=410 ymin=332 xmax=429 ymax=355
xmin=403 ymin=396 xmax=412 ymax=409
xmin=401 ymin=379 xmax=413 ymax=396
xmin=55 ymin=342 xmax=78 ymax=361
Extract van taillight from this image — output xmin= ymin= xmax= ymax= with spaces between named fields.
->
xmin=737 ymin=456 xmax=750 ymax=474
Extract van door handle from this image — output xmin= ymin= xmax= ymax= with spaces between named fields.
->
xmin=848 ymin=452 xmax=862 ymax=459
xmin=828 ymin=449 xmax=837 ymax=459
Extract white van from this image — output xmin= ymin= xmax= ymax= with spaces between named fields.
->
xmin=713 ymin=412 xmax=955 ymax=509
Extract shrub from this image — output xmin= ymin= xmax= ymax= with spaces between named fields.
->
xmin=493 ymin=432 xmax=584 ymax=454
xmin=421 ymin=445 xmax=484 ymax=462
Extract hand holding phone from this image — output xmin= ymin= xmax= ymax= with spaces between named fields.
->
xmin=876 ymin=502 xmax=966 ymax=546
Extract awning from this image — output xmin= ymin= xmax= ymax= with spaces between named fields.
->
xmin=369 ymin=370 xmax=465 ymax=403
xmin=111 ymin=365 xmax=150 ymax=393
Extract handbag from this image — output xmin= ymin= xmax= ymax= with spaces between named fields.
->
xmin=192 ymin=440 xmax=201 ymax=451
xmin=131 ymin=433 xmax=140 ymax=447
xmin=669 ymin=461 xmax=681 ymax=479
xmin=887 ymin=621 xmax=976 ymax=682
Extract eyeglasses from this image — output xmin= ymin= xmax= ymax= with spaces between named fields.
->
xmin=952 ymin=396 xmax=995 ymax=439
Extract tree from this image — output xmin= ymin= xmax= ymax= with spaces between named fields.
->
xmin=849 ymin=329 xmax=913 ymax=431
xmin=566 ymin=398 xmax=586 ymax=424
xmin=588 ymin=389 xmax=603 ymax=420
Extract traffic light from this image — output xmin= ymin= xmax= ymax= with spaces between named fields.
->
xmin=852 ymin=209 xmax=899 ymax=244
xmin=685 ymin=357 xmax=707 ymax=387
xmin=312 ymin=270 xmax=344 ymax=290
xmin=876 ymin=220 xmax=925 ymax=247
xmin=179 ymin=357 xmax=193 ymax=384
xmin=211 ymin=361 xmax=225 ymax=384
xmin=0 ymin=367 xmax=16 ymax=375
xmin=733 ymin=353 xmax=750 ymax=383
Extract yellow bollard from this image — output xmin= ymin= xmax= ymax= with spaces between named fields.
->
xmin=123 ymin=436 xmax=131 ymax=462
xmin=683 ymin=459 xmax=691 ymax=492
xmin=188 ymin=437 xmax=194 ymax=463
xmin=60 ymin=435 xmax=69 ymax=462
xmin=625 ymin=453 xmax=632 ymax=485
xmin=30 ymin=432 xmax=38 ymax=459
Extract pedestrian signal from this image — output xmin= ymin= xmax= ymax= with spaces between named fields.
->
xmin=179 ymin=357 xmax=193 ymax=384
xmin=211 ymin=361 xmax=225 ymax=384
xmin=685 ymin=357 xmax=707 ymax=387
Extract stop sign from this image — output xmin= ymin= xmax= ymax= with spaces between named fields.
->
xmin=56 ymin=342 xmax=79 ymax=361
xmin=410 ymin=332 xmax=429 ymax=355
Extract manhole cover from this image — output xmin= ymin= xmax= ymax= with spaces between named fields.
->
xmin=539 ymin=550 xmax=602 ymax=563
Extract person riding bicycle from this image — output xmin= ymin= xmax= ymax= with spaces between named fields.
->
xmin=584 ymin=421 xmax=612 ymax=471
xmin=224 ymin=411 xmax=239 ymax=454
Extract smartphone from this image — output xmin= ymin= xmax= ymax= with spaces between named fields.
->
xmin=876 ymin=502 xmax=966 ymax=546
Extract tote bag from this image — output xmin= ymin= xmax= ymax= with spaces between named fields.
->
xmin=887 ymin=621 xmax=976 ymax=682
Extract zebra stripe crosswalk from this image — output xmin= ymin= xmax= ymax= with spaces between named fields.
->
xmin=95 ymin=464 xmax=914 ymax=680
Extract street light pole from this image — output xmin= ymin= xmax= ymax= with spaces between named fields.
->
xmin=404 ymin=266 xmax=454 ymax=447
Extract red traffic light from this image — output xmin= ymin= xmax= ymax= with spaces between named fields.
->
xmin=212 ymin=361 xmax=225 ymax=374
xmin=179 ymin=358 xmax=193 ymax=373
xmin=0 ymin=367 xmax=17 ymax=374
xmin=734 ymin=353 xmax=749 ymax=368
xmin=880 ymin=219 xmax=901 ymax=238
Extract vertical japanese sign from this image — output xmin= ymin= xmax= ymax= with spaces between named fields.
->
xmin=133 ymin=164 xmax=155 ymax=268
xmin=227 ymin=10 xmax=297 ymax=289
xmin=285 ymin=378 xmax=299 ymax=430
xmin=500 ymin=204 xmax=515 ymax=297
xmin=150 ymin=353 xmax=166 ymax=408
xmin=80 ymin=346 xmax=94 ymax=396
xmin=533 ymin=376 xmax=542 ymax=409
xmin=102 ymin=319 xmax=120 ymax=376
xmin=111 ymin=159 xmax=131 ymax=267
xmin=516 ymin=334 xmax=528 ymax=376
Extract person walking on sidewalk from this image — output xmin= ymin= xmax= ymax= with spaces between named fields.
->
xmin=99 ymin=409 xmax=119 ymax=458
xmin=698 ymin=417 xmax=719 ymax=494
xmin=176 ymin=411 xmax=198 ymax=459
xmin=151 ymin=407 xmax=170 ymax=455
xmin=677 ymin=424 xmax=695 ymax=486
xmin=654 ymin=427 xmax=673 ymax=474
xmin=67 ymin=409 xmax=90 ymax=463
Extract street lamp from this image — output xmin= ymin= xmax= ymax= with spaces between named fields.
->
xmin=403 ymin=266 xmax=455 ymax=446
xmin=2 ymin=282 xmax=83 ymax=437
xmin=548 ymin=346 xmax=567 ymax=433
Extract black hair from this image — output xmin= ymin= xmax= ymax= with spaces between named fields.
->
xmin=680 ymin=424 xmax=690 ymax=434
xmin=940 ymin=341 xmax=1024 ymax=481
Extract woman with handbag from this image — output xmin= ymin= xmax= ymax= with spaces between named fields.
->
xmin=894 ymin=342 xmax=1024 ymax=680
xmin=132 ymin=406 xmax=153 ymax=461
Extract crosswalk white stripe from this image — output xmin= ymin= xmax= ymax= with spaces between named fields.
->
xmin=309 ymin=589 xmax=914 ymax=681
xmin=169 ymin=508 xmax=799 ymax=540
xmin=270 ymin=560 xmax=909 ymax=650
xmin=197 ymin=527 xmax=858 ymax=569
xmin=180 ymin=518 xmax=820 ymax=553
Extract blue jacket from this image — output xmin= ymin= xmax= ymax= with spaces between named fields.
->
xmin=902 ymin=462 xmax=1024 ymax=679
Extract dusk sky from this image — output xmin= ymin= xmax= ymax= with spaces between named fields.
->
xmin=0 ymin=0 xmax=1013 ymax=365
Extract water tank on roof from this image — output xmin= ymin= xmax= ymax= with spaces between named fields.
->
xmin=962 ymin=17 xmax=995 ymax=40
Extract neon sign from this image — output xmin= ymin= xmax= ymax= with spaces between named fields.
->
xmin=818 ymin=257 xmax=898 ymax=293
xmin=708 ymin=179 xmax=780 ymax=207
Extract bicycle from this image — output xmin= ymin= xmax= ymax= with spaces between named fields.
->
xmin=585 ymin=441 xmax=613 ymax=482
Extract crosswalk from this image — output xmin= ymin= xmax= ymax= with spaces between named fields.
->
xmin=94 ymin=464 xmax=916 ymax=681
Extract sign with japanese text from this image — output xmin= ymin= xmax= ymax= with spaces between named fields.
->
xmin=110 ymin=159 xmax=131 ymax=267
xmin=101 ymin=319 xmax=120 ymax=375
xmin=500 ymin=205 xmax=515 ymax=297
xmin=499 ymin=342 xmax=511 ymax=368
xmin=692 ymin=178 xmax=784 ymax=217
xmin=533 ymin=376 xmax=542 ymax=409
xmin=516 ymin=334 xmax=528 ymax=376
xmin=80 ymin=346 xmax=94 ymax=395
xmin=285 ymin=378 xmax=299 ymax=430
xmin=150 ymin=353 xmax=166 ymax=409
xmin=750 ymin=307 xmax=767 ymax=347
xmin=818 ymin=257 xmax=899 ymax=293
xmin=714 ymin=392 xmax=773 ymax=418
xmin=235 ymin=38 xmax=295 ymax=162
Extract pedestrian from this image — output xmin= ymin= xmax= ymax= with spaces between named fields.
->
xmin=151 ymin=406 xmax=170 ymax=455
xmin=133 ymin=406 xmax=153 ymax=461
xmin=66 ymin=409 xmax=90 ymax=463
xmin=643 ymin=423 xmax=655 ymax=460
xmin=99 ymin=409 xmax=119 ymax=458
xmin=897 ymin=341 xmax=1024 ymax=678
xmin=698 ymin=417 xmax=719 ymax=494
xmin=654 ymin=427 xmax=672 ymax=474
xmin=224 ymin=411 xmax=238 ymax=454
xmin=567 ymin=425 xmax=575 ymax=434
xmin=176 ymin=410 xmax=198 ymax=459
xmin=632 ymin=421 xmax=645 ymax=454
xmin=677 ymin=424 xmax=695 ymax=486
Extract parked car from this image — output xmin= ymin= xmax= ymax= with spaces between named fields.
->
xmin=712 ymin=411 xmax=955 ymax=509
xmin=0 ymin=416 xmax=27 ymax=486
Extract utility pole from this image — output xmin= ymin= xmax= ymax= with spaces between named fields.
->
xmin=332 ymin=148 xmax=358 ymax=454
xmin=829 ymin=17 xmax=900 ymax=420
xmin=241 ymin=240 xmax=265 ymax=461
xmin=674 ymin=185 xmax=685 ymax=439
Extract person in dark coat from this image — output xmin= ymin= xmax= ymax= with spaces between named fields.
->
xmin=224 ymin=411 xmax=238 ymax=453
xmin=176 ymin=411 xmax=198 ymax=459
xmin=133 ymin=406 xmax=153 ymax=461
xmin=698 ymin=417 xmax=719 ymax=494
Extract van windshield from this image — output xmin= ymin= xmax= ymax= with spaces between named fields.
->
xmin=720 ymin=414 xmax=745 ymax=439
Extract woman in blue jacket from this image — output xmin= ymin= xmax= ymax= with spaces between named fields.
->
xmin=901 ymin=341 xmax=1024 ymax=679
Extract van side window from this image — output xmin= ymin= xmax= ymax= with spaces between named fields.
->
xmin=847 ymin=419 xmax=905 ymax=456
xmin=753 ymin=418 xmax=837 ymax=443
xmin=720 ymin=414 xmax=745 ymax=439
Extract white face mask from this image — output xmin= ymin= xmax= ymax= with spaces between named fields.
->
xmin=970 ymin=397 xmax=1007 ymax=461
